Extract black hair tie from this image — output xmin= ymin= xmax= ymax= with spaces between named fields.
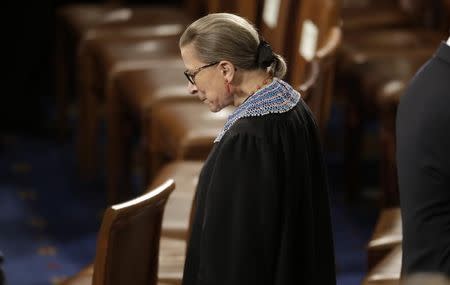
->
xmin=256 ymin=40 xmax=275 ymax=69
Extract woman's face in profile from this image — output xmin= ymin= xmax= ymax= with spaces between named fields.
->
xmin=180 ymin=44 xmax=233 ymax=112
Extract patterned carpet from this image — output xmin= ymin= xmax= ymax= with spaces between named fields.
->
xmin=0 ymin=102 xmax=379 ymax=285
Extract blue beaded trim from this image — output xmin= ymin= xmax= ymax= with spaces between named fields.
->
xmin=214 ymin=78 xmax=300 ymax=142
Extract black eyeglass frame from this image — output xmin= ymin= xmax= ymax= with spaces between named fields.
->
xmin=184 ymin=62 xmax=220 ymax=85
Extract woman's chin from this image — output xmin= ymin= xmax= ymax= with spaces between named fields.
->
xmin=208 ymin=103 xmax=222 ymax=113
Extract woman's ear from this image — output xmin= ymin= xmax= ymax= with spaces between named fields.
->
xmin=219 ymin=60 xmax=235 ymax=83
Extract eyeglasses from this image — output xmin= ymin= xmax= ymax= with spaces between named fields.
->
xmin=184 ymin=62 xmax=219 ymax=85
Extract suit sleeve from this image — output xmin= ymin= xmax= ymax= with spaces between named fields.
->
xmin=197 ymin=133 xmax=281 ymax=285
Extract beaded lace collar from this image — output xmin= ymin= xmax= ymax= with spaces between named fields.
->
xmin=214 ymin=78 xmax=300 ymax=142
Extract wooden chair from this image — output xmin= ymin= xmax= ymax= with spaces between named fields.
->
xmin=288 ymin=0 xmax=341 ymax=136
xmin=362 ymin=56 xmax=435 ymax=275
xmin=362 ymin=245 xmax=402 ymax=285
xmin=356 ymin=55 xmax=429 ymax=205
xmin=367 ymin=207 xmax=402 ymax=270
xmin=258 ymin=0 xmax=298 ymax=60
xmin=55 ymin=0 xmax=203 ymax=138
xmin=148 ymin=102 xmax=233 ymax=180
xmin=70 ymin=14 xmax=199 ymax=178
xmin=288 ymin=0 xmax=341 ymax=88
xmin=60 ymin=179 xmax=186 ymax=285
xmin=338 ymin=0 xmax=446 ymax=72
xmin=343 ymin=53 xmax=431 ymax=205
xmin=297 ymin=29 xmax=342 ymax=138
xmin=76 ymin=34 xmax=186 ymax=184
xmin=337 ymin=0 xmax=449 ymax=202
xmin=150 ymin=161 xmax=204 ymax=240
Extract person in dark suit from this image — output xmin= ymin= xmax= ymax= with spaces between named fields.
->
xmin=396 ymin=35 xmax=450 ymax=276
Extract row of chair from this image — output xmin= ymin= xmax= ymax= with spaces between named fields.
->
xmin=337 ymin=0 xmax=450 ymax=206
xmin=340 ymin=1 xmax=450 ymax=284
xmin=55 ymin=0 xmax=343 ymax=284
xmin=344 ymin=1 xmax=449 ymax=283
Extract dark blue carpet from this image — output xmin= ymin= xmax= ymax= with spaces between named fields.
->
xmin=0 ymin=102 xmax=379 ymax=285
xmin=0 ymin=133 xmax=106 ymax=285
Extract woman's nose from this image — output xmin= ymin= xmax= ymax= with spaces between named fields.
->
xmin=187 ymin=82 xmax=198 ymax=94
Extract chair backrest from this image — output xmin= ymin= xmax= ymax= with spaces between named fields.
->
xmin=300 ymin=28 xmax=342 ymax=137
xmin=92 ymin=180 xmax=175 ymax=285
xmin=294 ymin=0 xmax=342 ymax=137
xmin=259 ymin=0 xmax=299 ymax=59
xmin=289 ymin=0 xmax=341 ymax=88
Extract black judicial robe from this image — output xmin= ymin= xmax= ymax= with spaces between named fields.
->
xmin=182 ymin=99 xmax=336 ymax=285
xmin=396 ymin=42 xmax=450 ymax=276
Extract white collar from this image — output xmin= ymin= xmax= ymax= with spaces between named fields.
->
xmin=446 ymin=36 xmax=450 ymax=46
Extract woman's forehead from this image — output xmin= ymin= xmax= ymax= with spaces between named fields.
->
xmin=181 ymin=44 xmax=203 ymax=67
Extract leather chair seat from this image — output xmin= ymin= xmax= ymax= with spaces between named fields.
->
xmin=150 ymin=101 xmax=234 ymax=161
xmin=363 ymin=245 xmax=402 ymax=285
xmin=367 ymin=208 xmax=402 ymax=270
xmin=151 ymin=161 xmax=204 ymax=240
xmin=61 ymin=237 xmax=186 ymax=285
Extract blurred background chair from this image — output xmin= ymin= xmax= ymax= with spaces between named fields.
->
xmin=337 ymin=0 xmax=450 ymax=205
xmin=55 ymin=0 xmax=204 ymax=139
xmin=150 ymin=161 xmax=203 ymax=241
xmin=337 ymin=1 xmax=450 ymax=282
xmin=366 ymin=207 xmax=402 ymax=270
xmin=362 ymin=245 xmax=402 ymax=285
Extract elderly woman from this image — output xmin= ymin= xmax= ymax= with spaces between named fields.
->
xmin=180 ymin=13 xmax=336 ymax=285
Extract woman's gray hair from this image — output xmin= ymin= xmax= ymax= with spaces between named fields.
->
xmin=179 ymin=13 xmax=287 ymax=79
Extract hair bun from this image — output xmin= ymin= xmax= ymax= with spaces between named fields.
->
xmin=256 ymin=40 xmax=275 ymax=68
